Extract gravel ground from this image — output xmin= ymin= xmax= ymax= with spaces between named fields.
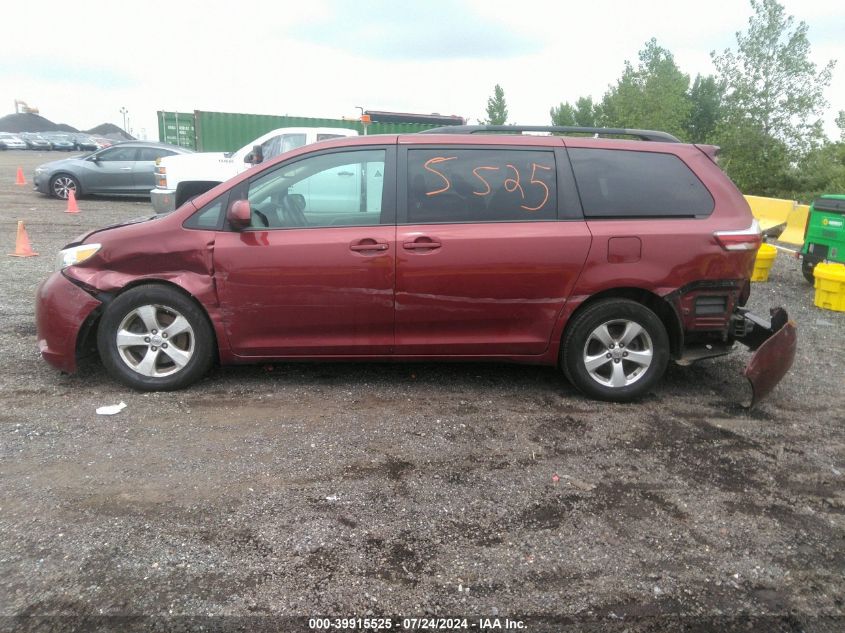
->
xmin=0 ymin=150 xmax=843 ymax=632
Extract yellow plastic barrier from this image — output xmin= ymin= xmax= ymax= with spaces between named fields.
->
xmin=778 ymin=204 xmax=809 ymax=245
xmin=751 ymin=243 xmax=777 ymax=282
xmin=744 ymin=195 xmax=794 ymax=232
xmin=814 ymin=262 xmax=845 ymax=312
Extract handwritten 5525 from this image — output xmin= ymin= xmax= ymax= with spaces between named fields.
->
xmin=423 ymin=156 xmax=553 ymax=212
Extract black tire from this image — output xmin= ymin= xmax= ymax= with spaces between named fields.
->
xmin=50 ymin=173 xmax=80 ymax=200
xmin=562 ymin=299 xmax=670 ymax=402
xmin=802 ymin=257 xmax=819 ymax=284
xmin=97 ymin=285 xmax=215 ymax=391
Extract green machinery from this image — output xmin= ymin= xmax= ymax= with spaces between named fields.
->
xmin=801 ymin=194 xmax=845 ymax=283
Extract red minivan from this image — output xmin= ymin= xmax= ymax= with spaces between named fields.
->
xmin=35 ymin=126 xmax=796 ymax=404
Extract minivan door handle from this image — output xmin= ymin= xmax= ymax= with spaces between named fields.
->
xmin=403 ymin=237 xmax=441 ymax=250
xmin=350 ymin=239 xmax=389 ymax=253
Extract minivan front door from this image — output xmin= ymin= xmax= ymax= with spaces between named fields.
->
xmin=213 ymin=147 xmax=396 ymax=357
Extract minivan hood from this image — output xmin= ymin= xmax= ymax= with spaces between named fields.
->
xmin=67 ymin=214 xmax=163 ymax=247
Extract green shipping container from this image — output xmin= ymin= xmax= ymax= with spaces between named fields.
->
xmin=157 ymin=111 xmax=197 ymax=150
xmin=158 ymin=110 xmax=441 ymax=153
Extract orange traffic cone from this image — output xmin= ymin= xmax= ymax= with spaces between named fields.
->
xmin=9 ymin=220 xmax=38 ymax=257
xmin=15 ymin=167 xmax=26 ymax=186
xmin=65 ymin=189 xmax=80 ymax=214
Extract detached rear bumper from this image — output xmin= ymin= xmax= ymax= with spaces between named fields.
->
xmin=734 ymin=307 xmax=797 ymax=407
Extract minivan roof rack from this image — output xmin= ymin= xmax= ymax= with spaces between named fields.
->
xmin=419 ymin=125 xmax=681 ymax=143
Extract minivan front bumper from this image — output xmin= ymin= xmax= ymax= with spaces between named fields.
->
xmin=734 ymin=307 xmax=797 ymax=407
xmin=36 ymin=271 xmax=102 ymax=373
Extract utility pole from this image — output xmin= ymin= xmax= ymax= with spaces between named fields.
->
xmin=120 ymin=107 xmax=128 ymax=132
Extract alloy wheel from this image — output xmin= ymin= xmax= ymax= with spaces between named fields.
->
xmin=115 ymin=304 xmax=195 ymax=378
xmin=582 ymin=318 xmax=654 ymax=388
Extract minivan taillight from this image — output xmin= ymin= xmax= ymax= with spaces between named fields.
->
xmin=714 ymin=220 xmax=762 ymax=251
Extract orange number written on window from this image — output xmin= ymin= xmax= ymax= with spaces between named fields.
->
xmin=423 ymin=157 xmax=553 ymax=212
xmin=521 ymin=163 xmax=552 ymax=211
xmin=423 ymin=156 xmax=457 ymax=196
xmin=503 ymin=164 xmax=525 ymax=198
xmin=471 ymin=166 xmax=500 ymax=196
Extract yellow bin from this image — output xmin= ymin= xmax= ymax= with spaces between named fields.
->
xmin=814 ymin=262 xmax=845 ymax=312
xmin=751 ymin=243 xmax=777 ymax=282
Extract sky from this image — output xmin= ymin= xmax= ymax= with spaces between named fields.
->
xmin=0 ymin=0 xmax=843 ymax=141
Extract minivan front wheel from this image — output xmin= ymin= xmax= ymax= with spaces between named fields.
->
xmin=97 ymin=285 xmax=214 ymax=391
xmin=562 ymin=299 xmax=669 ymax=402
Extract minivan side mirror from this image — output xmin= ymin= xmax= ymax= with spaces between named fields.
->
xmin=227 ymin=199 xmax=252 ymax=228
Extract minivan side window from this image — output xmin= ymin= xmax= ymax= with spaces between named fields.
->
xmin=406 ymin=149 xmax=557 ymax=224
xmin=568 ymin=148 xmax=714 ymax=218
xmin=183 ymin=198 xmax=225 ymax=230
xmin=245 ymin=149 xmax=386 ymax=229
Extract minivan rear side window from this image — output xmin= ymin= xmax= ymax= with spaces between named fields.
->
xmin=568 ymin=148 xmax=714 ymax=218
xmin=407 ymin=149 xmax=557 ymax=223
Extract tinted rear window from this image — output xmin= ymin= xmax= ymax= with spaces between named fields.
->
xmin=407 ymin=149 xmax=557 ymax=223
xmin=568 ymin=148 xmax=714 ymax=218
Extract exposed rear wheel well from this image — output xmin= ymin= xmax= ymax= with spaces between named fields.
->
xmin=563 ymin=288 xmax=683 ymax=359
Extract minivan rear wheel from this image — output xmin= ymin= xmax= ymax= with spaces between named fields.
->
xmin=562 ymin=299 xmax=669 ymax=402
xmin=97 ymin=285 xmax=214 ymax=391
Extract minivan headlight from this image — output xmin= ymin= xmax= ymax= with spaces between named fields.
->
xmin=56 ymin=243 xmax=101 ymax=270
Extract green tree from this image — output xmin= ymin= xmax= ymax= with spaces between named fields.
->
xmin=550 ymin=102 xmax=576 ymax=126
xmin=551 ymin=97 xmax=598 ymax=127
xmin=791 ymin=112 xmax=845 ymax=200
xmin=573 ymin=97 xmax=598 ymax=127
xmin=716 ymin=120 xmax=793 ymax=196
xmin=599 ymin=38 xmax=691 ymax=139
xmin=712 ymin=0 xmax=835 ymax=159
xmin=686 ymin=74 xmax=724 ymax=143
xmin=792 ymin=140 xmax=845 ymax=201
xmin=484 ymin=84 xmax=508 ymax=125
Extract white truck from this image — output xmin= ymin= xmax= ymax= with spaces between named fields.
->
xmin=150 ymin=127 xmax=358 ymax=213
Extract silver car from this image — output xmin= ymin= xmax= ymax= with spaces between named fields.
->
xmin=33 ymin=141 xmax=193 ymax=200
xmin=20 ymin=133 xmax=53 ymax=151
xmin=0 ymin=132 xmax=27 ymax=150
